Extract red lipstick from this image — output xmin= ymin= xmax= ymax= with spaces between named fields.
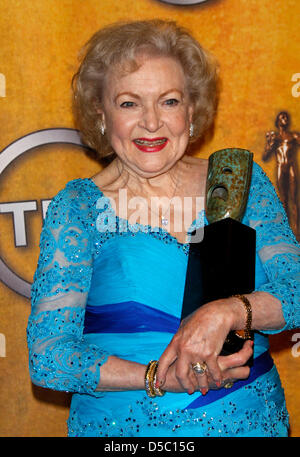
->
xmin=133 ymin=137 xmax=168 ymax=153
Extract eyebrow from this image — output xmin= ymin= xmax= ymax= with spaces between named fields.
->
xmin=114 ymin=89 xmax=184 ymax=102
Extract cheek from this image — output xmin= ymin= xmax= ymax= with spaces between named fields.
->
xmin=169 ymin=112 xmax=190 ymax=136
xmin=170 ymin=115 xmax=189 ymax=138
xmin=107 ymin=115 xmax=135 ymax=143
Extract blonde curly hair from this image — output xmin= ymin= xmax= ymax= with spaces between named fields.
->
xmin=72 ymin=19 xmax=219 ymax=161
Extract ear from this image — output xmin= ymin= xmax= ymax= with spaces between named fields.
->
xmin=188 ymin=103 xmax=194 ymax=124
xmin=95 ymin=106 xmax=104 ymax=115
xmin=93 ymin=98 xmax=104 ymax=116
xmin=93 ymin=103 xmax=106 ymax=128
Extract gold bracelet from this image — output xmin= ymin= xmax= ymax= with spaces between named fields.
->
xmin=231 ymin=294 xmax=252 ymax=339
xmin=145 ymin=360 xmax=157 ymax=397
xmin=144 ymin=360 xmax=165 ymax=398
xmin=152 ymin=363 xmax=165 ymax=397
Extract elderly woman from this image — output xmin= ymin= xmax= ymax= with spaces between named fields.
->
xmin=27 ymin=20 xmax=300 ymax=437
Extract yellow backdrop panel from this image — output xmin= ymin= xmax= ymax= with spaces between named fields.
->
xmin=0 ymin=0 xmax=299 ymax=437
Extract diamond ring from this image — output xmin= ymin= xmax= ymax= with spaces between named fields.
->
xmin=191 ymin=362 xmax=207 ymax=375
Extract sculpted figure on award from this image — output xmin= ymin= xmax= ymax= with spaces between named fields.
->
xmin=263 ymin=111 xmax=300 ymax=238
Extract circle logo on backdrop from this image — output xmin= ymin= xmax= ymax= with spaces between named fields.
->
xmin=0 ymin=128 xmax=85 ymax=298
xmin=158 ymin=0 xmax=210 ymax=5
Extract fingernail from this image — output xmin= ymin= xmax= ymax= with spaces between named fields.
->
xmin=201 ymin=388 xmax=208 ymax=396
xmin=250 ymin=341 xmax=254 ymax=347
xmin=188 ymin=389 xmax=194 ymax=395
xmin=215 ymin=381 xmax=221 ymax=387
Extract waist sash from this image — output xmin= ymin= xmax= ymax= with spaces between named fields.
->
xmin=83 ymin=301 xmax=180 ymax=334
xmin=83 ymin=301 xmax=274 ymax=405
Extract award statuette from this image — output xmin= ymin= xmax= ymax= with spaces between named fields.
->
xmin=181 ymin=148 xmax=255 ymax=365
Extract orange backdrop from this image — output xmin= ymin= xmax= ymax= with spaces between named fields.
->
xmin=0 ymin=0 xmax=299 ymax=437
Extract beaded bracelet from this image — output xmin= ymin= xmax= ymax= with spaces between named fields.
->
xmin=144 ymin=360 xmax=165 ymax=398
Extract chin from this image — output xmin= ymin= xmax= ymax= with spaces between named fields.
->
xmin=134 ymin=158 xmax=175 ymax=176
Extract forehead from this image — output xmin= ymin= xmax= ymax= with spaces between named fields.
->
xmin=104 ymin=55 xmax=187 ymax=97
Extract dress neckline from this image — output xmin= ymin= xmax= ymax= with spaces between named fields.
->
xmin=84 ymin=177 xmax=206 ymax=249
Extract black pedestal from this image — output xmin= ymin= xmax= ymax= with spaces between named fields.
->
xmin=181 ymin=217 xmax=255 ymax=364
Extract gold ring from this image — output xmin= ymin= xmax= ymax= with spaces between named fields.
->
xmin=191 ymin=362 xmax=207 ymax=375
xmin=224 ymin=381 xmax=234 ymax=389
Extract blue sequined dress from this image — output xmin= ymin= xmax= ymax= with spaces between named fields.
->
xmin=27 ymin=162 xmax=300 ymax=437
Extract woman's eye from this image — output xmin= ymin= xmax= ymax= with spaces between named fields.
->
xmin=164 ymin=98 xmax=179 ymax=106
xmin=120 ymin=101 xmax=135 ymax=108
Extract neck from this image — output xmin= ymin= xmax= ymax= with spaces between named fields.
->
xmin=114 ymin=157 xmax=181 ymax=199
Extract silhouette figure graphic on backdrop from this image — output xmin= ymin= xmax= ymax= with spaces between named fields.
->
xmin=263 ymin=111 xmax=300 ymax=239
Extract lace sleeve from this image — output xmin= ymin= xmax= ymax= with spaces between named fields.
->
xmin=27 ymin=183 xmax=109 ymax=396
xmin=246 ymin=162 xmax=300 ymax=334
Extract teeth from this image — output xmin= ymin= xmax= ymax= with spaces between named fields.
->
xmin=134 ymin=139 xmax=167 ymax=146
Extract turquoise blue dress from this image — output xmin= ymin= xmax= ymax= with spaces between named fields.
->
xmin=27 ymin=162 xmax=300 ymax=437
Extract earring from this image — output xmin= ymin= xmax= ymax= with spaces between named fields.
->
xmin=189 ymin=123 xmax=194 ymax=138
xmin=100 ymin=122 xmax=105 ymax=136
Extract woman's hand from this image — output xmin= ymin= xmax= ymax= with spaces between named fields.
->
xmin=162 ymin=340 xmax=253 ymax=394
xmin=156 ymin=298 xmax=245 ymax=393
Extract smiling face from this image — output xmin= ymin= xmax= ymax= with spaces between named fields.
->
xmin=99 ymin=55 xmax=194 ymax=178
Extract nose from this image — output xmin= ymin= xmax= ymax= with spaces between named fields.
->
xmin=140 ymin=104 xmax=162 ymax=132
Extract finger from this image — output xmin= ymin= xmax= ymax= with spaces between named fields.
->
xmin=218 ymin=340 xmax=253 ymax=371
xmin=156 ymin=344 xmax=178 ymax=387
xmin=175 ymin=356 xmax=198 ymax=393
xmin=189 ymin=362 xmax=210 ymax=394
xmin=205 ymin=356 xmax=222 ymax=386
xmin=194 ymin=371 xmax=209 ymax=395
xmin=224 ymin=365 xmax=250 ymax=382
